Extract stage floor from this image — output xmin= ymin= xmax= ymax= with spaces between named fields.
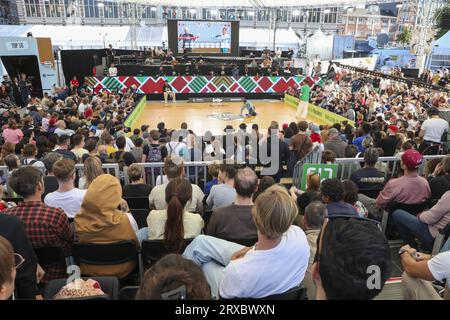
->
xmin=132 ymin=99 xmax=324 ymax=135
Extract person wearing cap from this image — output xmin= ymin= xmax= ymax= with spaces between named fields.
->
xmin=376 ymin=149 xmax=431 ymax=210
xmin=310 ymin=125 xmax=321 ymax=144
xmin=324 ymin=128 xmax=347 ymax=158
xmin=379 ymin=124 xmax=400 ymax=156
xmin=418 ymin=107 xmax=449 ymax=154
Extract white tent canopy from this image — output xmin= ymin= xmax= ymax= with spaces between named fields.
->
xmin=432 ymin=30 xmax=450 ymax=55
xmin=306 ymin=28 xmax=333 ymax=60
xmin=239 ymin=27 xmax=303 ymax=49
xmin=0 ymin=24 xmax=302 ymax=50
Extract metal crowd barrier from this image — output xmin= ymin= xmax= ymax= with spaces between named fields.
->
xmin=0 ymin=163 xmax=121 ymax=186
xmin=292 ymin=152 xmax=445 ymax=187
xmin=292 ymin=145 xmax=322 ymax=187
xmin=123 ymin=161 xmax=212 ymax=187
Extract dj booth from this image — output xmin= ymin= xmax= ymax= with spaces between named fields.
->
xmin=85 ymin=75 xmax=317 ymax=99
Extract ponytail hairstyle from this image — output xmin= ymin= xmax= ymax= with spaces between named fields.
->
xmin=164 ymin=178 xmax=192 ymax=252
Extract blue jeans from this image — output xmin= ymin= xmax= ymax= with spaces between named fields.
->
xmin=137 ymin=227 xmax=148 ymax=244
xmin=392 ymin=209 xmax=434 ymax=247
xmin=441 ymin=238 xmax=450 ymax=253
xmin=183 ymin=235 xmax=244 ymax=299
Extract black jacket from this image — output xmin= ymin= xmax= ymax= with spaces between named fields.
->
xmin=0 ymin=214 xmax=38 ymax=299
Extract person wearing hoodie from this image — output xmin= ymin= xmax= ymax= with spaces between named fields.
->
xmin=75 ymin=174 xmax=139 ymax=279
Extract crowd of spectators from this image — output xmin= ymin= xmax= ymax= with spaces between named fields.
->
xmin=0 ymin=64 xmax=449 ymax=301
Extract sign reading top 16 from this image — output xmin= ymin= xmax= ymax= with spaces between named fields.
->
xmin=300 ymin=164 xmax=338 ymax=191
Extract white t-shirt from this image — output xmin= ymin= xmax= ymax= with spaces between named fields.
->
xmin=78 ymin=103 xmax=87 ymax=115
xmin=108 ymin=67 xmax=118 ymax=77
xmin=149 ymin=181 xmax=204 ymax=212
xmin=428 ymin=250 xmax=450 ymax=284
xmin=422 ymin=118 xmax=449 ymax=143
xmin=44 ymin=188 xmax=87 ymax=218
xmin=219 ymin=225 xmax=310 ymax=299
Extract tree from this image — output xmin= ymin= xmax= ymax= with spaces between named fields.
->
xmin=396 ymin=26 xmax=412 ymax=45
xmin=435 ymin=1 xmax=450 ymax=40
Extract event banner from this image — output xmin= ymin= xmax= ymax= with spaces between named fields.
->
xmin=85 ymin=76 xmax=318 ymax=94
xmin=284 ymin=93 xmax=355 ymax=127
xmin=301 ymin=164 xmax=338 ymax=190
xmin=124 ymin=95 xmax=147 ymax=130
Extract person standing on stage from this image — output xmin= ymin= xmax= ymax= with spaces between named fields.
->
xmin=240 ymin=99 xmax=257 ymax=117
xmin=162 ymin=80 xmax=176 ymax=105
xmin=105 ymin=44 xmax=116 ymax=67
xmin=296 ymin=82 xmax=310 ymax=120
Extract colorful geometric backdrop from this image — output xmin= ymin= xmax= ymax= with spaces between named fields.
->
xmin=85 ymin=76 xmax=319 ymax=94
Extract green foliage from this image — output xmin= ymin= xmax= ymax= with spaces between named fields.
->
xmin=396 ymin=26 xmax=412 ymax=44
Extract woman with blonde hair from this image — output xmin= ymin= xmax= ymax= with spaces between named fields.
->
xmin=75 ymin=174 xmax=139 ymax=279
xmin=183 ymin=185 xmax=309 ymax=299
xmin=79 ymin=156 xmax=103 ymax=189
xmin=0 ymin=142 xmax=15 ymax=165
xmin=122 ymin=163 xmax=152 ymax=198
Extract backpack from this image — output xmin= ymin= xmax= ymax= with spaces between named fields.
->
xmin=147 ymin=146 xmax=163 ymax=163
xmin=106 ymin=151 xmax=127 ymax=171
xmin=168 ymin=142 xmax=184 ymax=157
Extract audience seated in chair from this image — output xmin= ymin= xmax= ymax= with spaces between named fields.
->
xmin=392 ymin=190 xmax=450 ymax=252
xmin=320 ymin=178 xmax=358 ymax=217
xmin=122 ymin=163 xmax=152 ymax=198
xmin=44 ymin=159 xmax=87 ymax=219
xmin=75 ymin=174 xmax=139 ymax=279
xmin=5 ymin=166 xmax=73 ymax=282
xmin=206 ymin=164 xmax=237 ymax=210
xmin=206 ymin=167 xmax=258 ymax=240
xmin=183 ymin=185 xmax=309 ymax=299
xmin=350 ymin=147 xmax=385 ymax=191
xmin=139 ymin=178 xmax=203 ymax=248
xmin=428 ymin=155 xmax=450 ymax=200
xmin=312 ymin=217 xmax=391 ymax=299
xmin=376 ymin=149 xmax=431 ymax=211
xmin=148 ymin=155 xmax=204 ymax=213
xmin=42 ymin=152 xmax=63 ymax=198
xmin=302 ymin=201 xmax=327 ymax=300
xmin=400 ymin=244 xmax=450 ymax=300
xmin=136 ymin=254 xmax=210 ymax=300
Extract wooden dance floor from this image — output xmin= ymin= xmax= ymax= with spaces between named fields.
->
xmin=133 ymin=99 xmax=324 ymax=135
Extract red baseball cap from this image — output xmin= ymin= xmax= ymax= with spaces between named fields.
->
xmin=401 ymin=149 xmax=423 ymax=170
xmin=282 ymin=123 xmax=289 ymax=129
xmin=388 ymin=125 xmax=398 ymax=133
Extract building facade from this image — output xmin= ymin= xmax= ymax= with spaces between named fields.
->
xmin=2 ymin=0 xmax=432 ymax=42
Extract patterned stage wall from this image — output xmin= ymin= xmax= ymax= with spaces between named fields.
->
xmin=85 ymin=76 xmax=319 ymax=94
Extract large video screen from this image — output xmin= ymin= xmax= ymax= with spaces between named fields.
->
xmin=168 ymin=20 xmax=239 ymax=56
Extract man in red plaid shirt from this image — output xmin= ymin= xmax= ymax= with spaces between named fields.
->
xmin=5 ymin=166 xmax=73 ymax=283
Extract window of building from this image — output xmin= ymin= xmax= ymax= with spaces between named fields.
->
xmin=142 ymin=5 xmax=156 ymax=19
xmin=45 ymin=0 xmax=62 ymax=17
xmin=323 ymin=7 xmax=337 ymax=24
xmin=307 ymin=8 xmax=320 ymax=23
xmin=257 ymin=9 xmax=269 ymax=21
xmin=181 ymin=8 xmax=196 ymax=19
xmin=24 ymin=0 xmax=41 ymax=17
xmin=83 ymin=0 xmax=99 ymax=18
xmin=103 ymin=1 xmax=118 ymax=18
